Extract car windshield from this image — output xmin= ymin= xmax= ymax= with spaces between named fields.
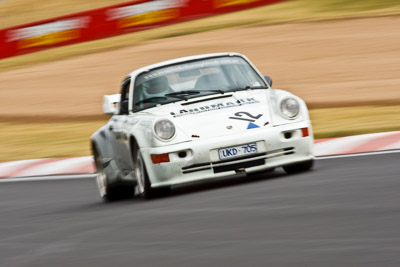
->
xmin=133 ymin=56 xmax=267 ymax=111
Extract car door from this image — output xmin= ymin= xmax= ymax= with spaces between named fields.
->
xmin=109 ymin=78 xmax=134 ymax=176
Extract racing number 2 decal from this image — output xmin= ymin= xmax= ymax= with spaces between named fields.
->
xmin=229 ymin=112 xmax=262 ymax=122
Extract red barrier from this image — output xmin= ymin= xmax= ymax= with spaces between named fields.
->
xmin=0 ymin=0 xmax=286 ymax=60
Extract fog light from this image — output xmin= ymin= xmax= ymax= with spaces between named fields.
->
xmin=151 ymin=153 xmax=170 ymax=164
xmin=301 ymin=127 xmax=309 ymax=137
xmin=284 ymin=132 xmax=293 ymax=139
xmin=178 ymin=151 xmax=187 ymax=158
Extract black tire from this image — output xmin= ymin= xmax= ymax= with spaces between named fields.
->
xmin=133 ymin=143 xmax=170 ymax=199
xmin=94 ymin=148 xmax=134 ymax=202
xmin=283 ymin=159 xmax=314 ymax=175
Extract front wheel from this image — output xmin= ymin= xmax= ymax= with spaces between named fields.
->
xmin=283 ymin=159 xmax=314 ymax=175
xmin=134 ymin=144 xmax=170 ymax=199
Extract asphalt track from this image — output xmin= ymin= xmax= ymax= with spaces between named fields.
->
xmin=0 ymin=153 xmax=399 ymax=267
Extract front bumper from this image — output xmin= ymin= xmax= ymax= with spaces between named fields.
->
xmin=140 ymin=121 xmax=314 ymax=188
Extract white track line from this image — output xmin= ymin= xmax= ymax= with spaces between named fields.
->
xmin=313 ymin=131 xmax=398 ymax=156
xmin=0 ymin=158 xmax=47 ymax=176
xmin=316 ymin=149 xmax=400 ymax=160
xmin=381 ymin=140 xmax=400 ymax=150
xmin=14 ymin=156 xmax=93 ymax=177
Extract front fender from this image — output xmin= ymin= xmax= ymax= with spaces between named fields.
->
xmin=268 ymin=89 xmax=311 ymax=127
xmin=91 ymin=124 xmax=125 ymax=184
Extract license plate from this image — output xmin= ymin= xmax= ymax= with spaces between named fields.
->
xmin=218 ymin=142 xmax=258 ymax=160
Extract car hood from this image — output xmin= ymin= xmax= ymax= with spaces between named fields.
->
xmin=145 ymin=90 xmax=273 ymax=140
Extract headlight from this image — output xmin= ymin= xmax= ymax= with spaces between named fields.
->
xmin=154 ymin=119 xmax=175 ymax=140
xmin=280 ymin=97 xmax=300 ymax=119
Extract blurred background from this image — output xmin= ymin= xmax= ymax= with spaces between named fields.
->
xmin=1 ymin=0 xmax=400 ymax=161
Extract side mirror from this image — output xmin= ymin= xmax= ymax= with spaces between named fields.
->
xmin=102 ymin=94 xmax=121 ymax=115
xmin=264 ymin=75 xmax=273 ymax=87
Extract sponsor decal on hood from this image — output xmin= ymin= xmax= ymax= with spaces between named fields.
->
xmin=169 ymin=97 xmax=260 ymax=117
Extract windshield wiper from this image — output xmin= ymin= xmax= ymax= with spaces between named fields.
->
xmin=166 ymin=89 xmax=226 ymax=98
xmin=165 ymin=90 xmax=201 ymax=98
xmin=135 ymin=96 xmax=168 ymax=105
xmin=135 ymin=96 xmax=170 ymax=106
xmin=135 ymin=93 xmax=188 ymax=105
xmin=203 ymin=89 xmax=225 ymax=94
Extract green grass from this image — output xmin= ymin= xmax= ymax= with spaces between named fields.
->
xmin=1 ymin=0 xmax=400 ymax=72
xmin=0 ymin=120 xmax=107 ymax=162
xmin=312 ymin=0 xmax=400 ymax=13
xmin=310 ymin=105 xmax=400 ymax=138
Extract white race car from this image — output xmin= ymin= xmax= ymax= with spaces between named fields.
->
xmin=91 ymin=52 xmax=314 ymax=201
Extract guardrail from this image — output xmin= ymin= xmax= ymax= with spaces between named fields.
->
xmin=0 ymin=0 xmax=286 ymax=59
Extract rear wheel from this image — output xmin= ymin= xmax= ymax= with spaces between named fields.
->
xmin=94 ymin=148 xmax=134 ymax=202
xmin=134 ymin=144 xmax=170 ymax=199
xmin=283 ymin=159 xmax=314 ymax=175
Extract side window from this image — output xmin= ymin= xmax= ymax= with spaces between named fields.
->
xmin=119 ymin=79 xmax=130 ymax=115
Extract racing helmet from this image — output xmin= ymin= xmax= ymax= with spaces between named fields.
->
xmin=145 ymin=76 xmax=169 ymax=95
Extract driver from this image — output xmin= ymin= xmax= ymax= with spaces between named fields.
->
xmin=143 ymin=76 xmax=172 ymax=97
